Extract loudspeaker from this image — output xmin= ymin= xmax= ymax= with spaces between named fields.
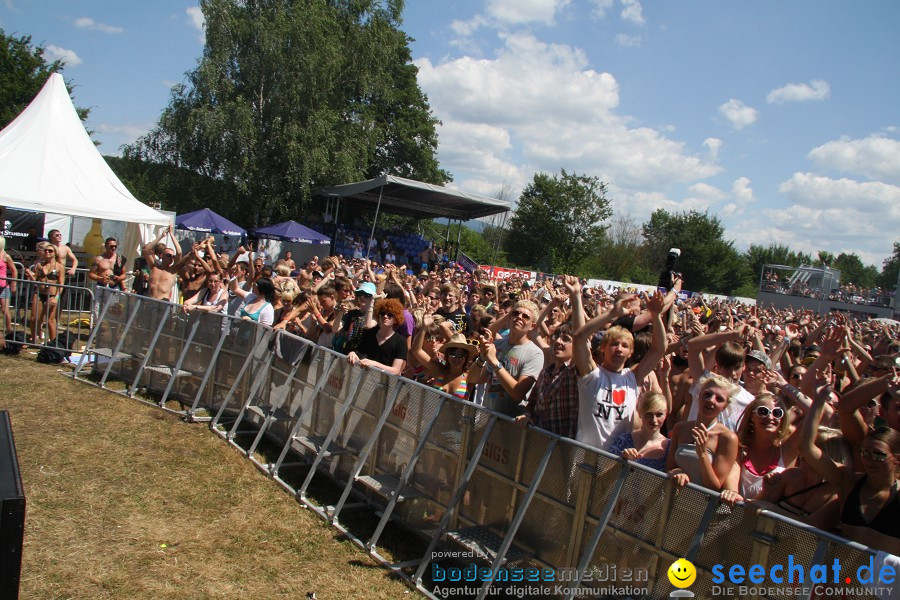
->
xmin=0 ymin=411 xmax=25 ymax=600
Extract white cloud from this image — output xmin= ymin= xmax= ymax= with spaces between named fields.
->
xmin=732 ymin=177 xmax=755 ymax=203
xmin=807 ymin=134 xmax=900 ymax=185
xmin=45 ymin=45 xmax=82 ymax=66
xmin=778 ymin=172 xmax=900 ymax=214
xmin=703 ymin=137 xmax=722 ymax=160
xmin=718 ymin=98 xmax=758 ymax=130
xmin=485 ymin=0 xmax=570 ymax=26
xmin=186 ymin=6 xmax=205 ymax=41
xmin=73 ymin=17 xmax=123 ymax=34
xmin=416 ymin=32 xmax=719 ymax=220
xmin=615 ymin=33 xmax=641 ymax=48
xmin=766 ymin=79 xmax=830 ymax=104
xmin=620 ymin=0 xmax=645 ymax=25
xmin=590 ymin=0 xmax=615 ymax=19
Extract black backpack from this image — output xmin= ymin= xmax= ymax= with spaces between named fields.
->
xmin=37 ymin=334 xmax=72 ymax=364
xmin=1 ymin=331 xmax=26 ymax=355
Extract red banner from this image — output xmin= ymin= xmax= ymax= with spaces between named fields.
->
xmin=479 ymin=265 xmax=534 ymax=281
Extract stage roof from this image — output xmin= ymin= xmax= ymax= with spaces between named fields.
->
xmin=313 ymin=175 xmax=510 ymax=221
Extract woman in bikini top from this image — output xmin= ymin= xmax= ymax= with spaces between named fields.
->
xmin=734 ymin=393 xmax=800 ymax=499
xmin=801 ymin=383 xmax=900 ymax=555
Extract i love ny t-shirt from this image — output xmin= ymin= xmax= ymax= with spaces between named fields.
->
xmin=576 ymin=366 xmax=638 ymax=451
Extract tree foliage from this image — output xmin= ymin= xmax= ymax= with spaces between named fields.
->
xmin=504 ymin=170 xmax=612 ymax=274
xmin=0 ymin=28 xmax=88 ymax=128
xmin=878 ymin=242 xmax=900 ymax=290
xmin=641 ymin=209 xmax=748 ymax=294
xmin=126 ymin=0 xmax=447 ymax=226
xmin=833 ymin=252 xmax=878 ymax=289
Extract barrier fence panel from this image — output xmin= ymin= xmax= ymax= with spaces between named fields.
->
xmin=69 ymin=289 xmax=886 ymax=600
xmin=1 ymin=276 xmax=95 ymax=352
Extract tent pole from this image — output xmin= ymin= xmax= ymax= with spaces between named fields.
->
xmin=455 ymin=219 xmax=463 ymax=262
xmin=365 ymin=186 xmax=384 ymax=262
xmin=330 ymin=194 xmax=340 ymax=257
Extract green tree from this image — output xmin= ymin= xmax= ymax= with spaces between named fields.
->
xmin=641 ymin=209 xmax=749 ymax=294
xmin=743 ymin=243 xmax=813 ymax=285
xmin=878 ymin=242 xmax=900 ymax=291
xmin=504 ymin=170 xmax=612 ymax=273
xmin=832 ymin=252 xmax=878 ymax=289
xmin=126 ymin=0 xmax=447 ymax=227
xmin=581 ymin=213 xmax=650 ymax=282
xmin=0 ymin=28 xmax=88 ymax=128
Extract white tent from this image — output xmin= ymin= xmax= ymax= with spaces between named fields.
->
xmin=0 ymin=73 xmax=169 ymax=259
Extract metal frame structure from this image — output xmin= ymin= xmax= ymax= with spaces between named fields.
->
xmin=68 ymin=290 xmax=884 ymax=600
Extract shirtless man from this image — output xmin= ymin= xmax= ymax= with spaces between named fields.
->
xmin=88 ymin=237 xmax=126 ymax=290
xmin=48 ymin=229 xmax=79 ymax=276
xmin=144 ymin=224 xmax=187 ymax=301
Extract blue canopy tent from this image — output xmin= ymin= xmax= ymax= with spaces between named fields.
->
xmin=175 ymin=208 xmax=246 ymax=236
xmin=252 ymin=220 xmax=330 ymax=244
xmin=251 ymin=220 xmax=330 ymax=267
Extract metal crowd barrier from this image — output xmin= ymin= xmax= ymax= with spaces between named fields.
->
xmin=1 ymin=275 xmax=93 ymax=351
xmin=68 ymin=288 xmax=884 ymax=600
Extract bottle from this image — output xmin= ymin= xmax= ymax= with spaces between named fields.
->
xmin=83 ymin=218 xmax=105 ymax=256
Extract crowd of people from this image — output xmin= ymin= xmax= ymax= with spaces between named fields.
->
xmin=3 ymin=225 xmax=900 ymax=557
xmin=761 ymin=270 xmax=892 ymax=307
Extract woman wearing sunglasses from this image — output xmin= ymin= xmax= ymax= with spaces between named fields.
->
xmin=734 ymin=393 xmax=800 ymax=499
xmin=411 ymin=320 xmax=477 ymax=399
xmin=801 ymin=384 xmax=900 ymax=555
xmin=346 ymin=298 xmax=407 ymax=376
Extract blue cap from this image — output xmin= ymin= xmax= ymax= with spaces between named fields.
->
xmin=355 ymin=281 xmax=376 ymax=296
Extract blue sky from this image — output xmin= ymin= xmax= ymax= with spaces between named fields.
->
xmin=2 ymin=1 xmax=899 ymax=269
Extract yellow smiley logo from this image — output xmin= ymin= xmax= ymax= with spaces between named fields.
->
xmin=668 ymin=558 xmax=696 ymax=588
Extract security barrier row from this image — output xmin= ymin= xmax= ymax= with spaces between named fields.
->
xmin=69 ymin=287 xmax=885 ymax=600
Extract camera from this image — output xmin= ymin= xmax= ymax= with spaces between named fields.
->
xmin=658 ymin=248 xmax=682 ymax=291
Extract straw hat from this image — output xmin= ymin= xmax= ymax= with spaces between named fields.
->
xmin=441 ymin=333 xmax=479 ymax=359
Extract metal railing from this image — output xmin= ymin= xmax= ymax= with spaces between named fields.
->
xmin=1 ymin=275 xmax=94 ymax=351
xmin=68 ymin=288 xmax=885 ymax=600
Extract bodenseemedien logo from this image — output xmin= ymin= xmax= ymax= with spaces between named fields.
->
xmin=668 ymin=558 xmax=696 ymax=598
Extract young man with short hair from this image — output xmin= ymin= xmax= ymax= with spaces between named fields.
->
xmin=469 ymin=300 xmax=545 ymax=416
xmin=573 ymin=291 xmax=667 ymax=450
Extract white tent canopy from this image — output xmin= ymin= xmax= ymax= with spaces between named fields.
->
xmin=0 ymin=73 xmax=169 ymax=226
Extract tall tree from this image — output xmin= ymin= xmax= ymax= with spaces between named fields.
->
xmin=832 ymin=252 xmax=878 ymax=289
xmin=582 ymin=213 xmax=651 ymax=282
xmin=126 ymin=0 xmax=447 ymax=226
xmin=0 ymin=28 xmax=88 ymax=128
xmin=504 ymin=170 xmax=611 ymax=273
xmin=878 ymin=241 xmax=900 ymax=291
xmin=641 ymin=209 xmax=749 ymax=294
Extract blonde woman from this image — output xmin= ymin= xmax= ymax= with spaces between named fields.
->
xmin=25 ymin=243 xmax=64 ymax=343
xmin=609 ymin=391 xmax=670 ymax=471
xmin=734 ymin=393 xmax=800 ymax=499
xmin=667 ymin=373 xmax=740 ymax=491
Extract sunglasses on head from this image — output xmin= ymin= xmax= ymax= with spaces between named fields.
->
xmin=754 ymin=406 xmax=784 ymax=419
xmin=860 ymin=448 xmax=890 ymax=463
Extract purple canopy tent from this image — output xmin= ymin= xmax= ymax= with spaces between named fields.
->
xmin=251 ymin=220 xmax=330 ymax=245
xmin=175 ymin=208 xmax=246 ymax=236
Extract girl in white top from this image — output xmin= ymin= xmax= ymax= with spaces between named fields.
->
xmin=667 ymin=373 xmax=739 ymax=491
xmin=734 ymin=393 xmax=800 ymax=499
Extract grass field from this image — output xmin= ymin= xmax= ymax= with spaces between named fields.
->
xmin=0 ymin=352 xmax=415 ymax=599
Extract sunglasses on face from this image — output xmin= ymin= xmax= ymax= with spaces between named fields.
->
xmin=378 ymin=311 xmax=394 ymax=318
xmin=511 ymin=310 xmax=532 ymax=321
xmin=355 ymin=292 xmax=372 ymax=298
xmin=108 ymin=245 xmax=118 ymax=249
xmin=860 ymin=448 xmax=890 ymax=463
xmin=753 ymin=406 xmax=785 ymax=419
xmin=446 ymin=350 xmax=467 ymax=359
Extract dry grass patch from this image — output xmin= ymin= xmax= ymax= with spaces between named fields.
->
xmin=0 ymin=355 xmax=414 ymax=599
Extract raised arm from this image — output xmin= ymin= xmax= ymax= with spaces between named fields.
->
xmin=632 ymin=291 xmax=668 ymax=383
xmin=572 ymin=294 xmax=632 ymax=376
xmin=687 ymin=327 xmax=746 ymax=381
